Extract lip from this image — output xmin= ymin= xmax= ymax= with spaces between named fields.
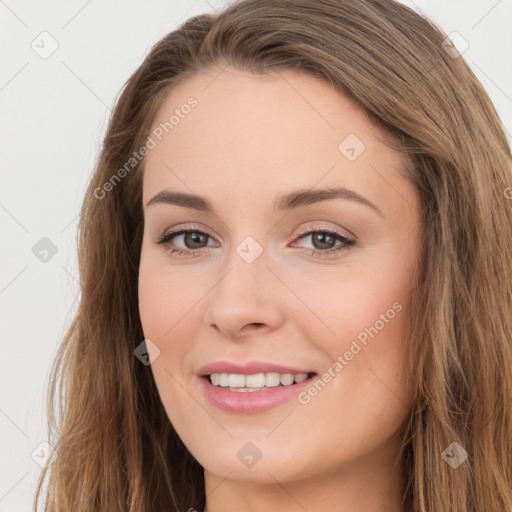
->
xmin=196 ymin=360 xmax=317 ymax=414
xmin=196 ymin=360 xmax=315 ymax=376
xmin=199 ymin=373 xmax=316 ymax=414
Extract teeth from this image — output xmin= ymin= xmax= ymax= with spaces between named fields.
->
xmin=228 ymin=373 xmax=246 ymax=387
xmin=280 ymin=373 xmax=295 ymax=386
xmin=246 ymin=373 xmax=266 ymax=387
xmin=265 ymin=372 xmax=281 ymax=387
xmin=294 ymin=373 xmax=308 ymax=383
xmin=208 ymin=372 xmax=311 ymax=390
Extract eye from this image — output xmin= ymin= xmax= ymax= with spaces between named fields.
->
xmin=155 ymin=224 xmax=218 ymax=257
xmin=154 ymin=223 xmax=356 ymax=258
xmin=291 ymin=225 xmax=355 ymax=257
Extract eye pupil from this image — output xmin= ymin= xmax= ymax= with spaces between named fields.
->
xmin=313 ymin=232 xmax=335 ymax=250
xmin=185 ymin=232 xmax=208 ymax=248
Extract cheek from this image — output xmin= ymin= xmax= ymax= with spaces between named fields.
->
xmin=137 ymin=258 xmax=198 ymax=422
xmin=288 ymin=251 xmax=414 ymax=418
xmin=289 ymin=253 xmax=414 ymax=357
xmin=138 ymin=264 xmax=175 ymax=341
xmin=138 ymin=252 xmax=202 ymax=341
xmin=137 ymin=252 xmax=209 ymax=398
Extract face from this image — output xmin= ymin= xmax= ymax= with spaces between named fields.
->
xmin=138 ymin=67 xmax=420 ymax=488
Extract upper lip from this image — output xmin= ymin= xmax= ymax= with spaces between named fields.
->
xmin=196 ymin=360 xmax=316 ymax=376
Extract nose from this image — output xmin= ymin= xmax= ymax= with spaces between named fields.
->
xmin=204 ymin=251 xmax=284 ymax=340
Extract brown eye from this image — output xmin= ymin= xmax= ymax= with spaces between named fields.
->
xmin=155 ymin=225 xmax=355 ymax=259
xmin=293 ymin=227 xmax=355 ymax=258
xmin=155 ymin=228 xmax=216 ymax=256
xmin=308 ymin=232 xmax=337 ymax=250
xmin=182 ymin=231 xmax=209 ymax=249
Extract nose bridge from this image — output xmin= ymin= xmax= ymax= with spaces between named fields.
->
xmin=214 ymin=238 xmax=270 ymax=308
xmin=205 ymin=236 xmax=283 ymax=336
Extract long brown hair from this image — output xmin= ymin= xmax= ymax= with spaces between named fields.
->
xmin=34 ymin=1 xmax=512 ymax=510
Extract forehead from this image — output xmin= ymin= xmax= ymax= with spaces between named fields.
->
xmin=146 ymin=66 xmax=376 ymax=152
xmin=142 ymin=67 xmax=411 ymax=217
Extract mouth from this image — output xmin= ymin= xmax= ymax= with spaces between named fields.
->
xmin=198 ymin=366 xmax=318 ymax=413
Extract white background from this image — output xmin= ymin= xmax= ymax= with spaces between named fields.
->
xmin=1 ymin=0 xmax=511 ymax=510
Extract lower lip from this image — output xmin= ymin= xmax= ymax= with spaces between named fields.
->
xmin=199 ymin=375 xmax=316 ymax=414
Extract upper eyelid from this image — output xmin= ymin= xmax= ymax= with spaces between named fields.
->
xmin=160 ymin=224 xmax=354 ymax=246
xmin=296 ymin=223 xmax=354 ymax=239
xmin=163 ymin=225 xmax=348 ymax=236
xmin=162 ymin=221 xmax=354 ymax=237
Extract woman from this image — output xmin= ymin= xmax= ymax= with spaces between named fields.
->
xmin=34 ymin=0 xmax=512 ymax=511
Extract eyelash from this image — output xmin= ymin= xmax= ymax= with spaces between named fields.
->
xmin=155 ymin=223 xmax=355 ymax=258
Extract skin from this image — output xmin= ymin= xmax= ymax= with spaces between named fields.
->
xmin=138 ymin=66 xmax=420 ymax=512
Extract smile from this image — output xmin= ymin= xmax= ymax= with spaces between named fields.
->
xmin=199 ymin=371 xmax=317 ymax=414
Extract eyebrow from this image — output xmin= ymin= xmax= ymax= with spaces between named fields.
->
xmin=145 ymin=186 xmax=384 ymax=218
